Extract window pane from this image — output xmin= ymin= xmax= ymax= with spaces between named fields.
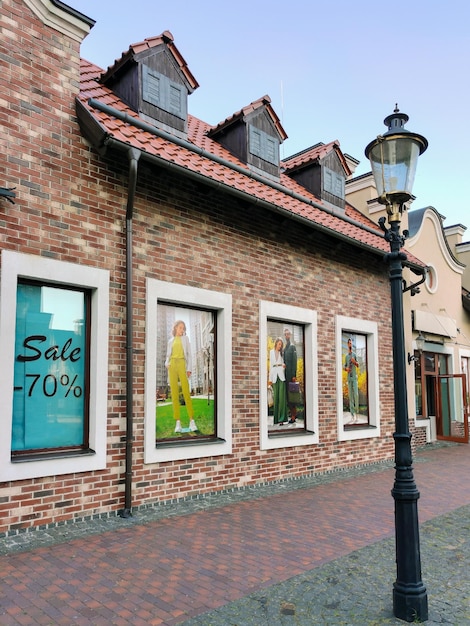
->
xmin=147 ymin=72 xmax=161 ymax=104
xmin=323 ymin=167 xmax=345 ymax=199
xmin=414 ymin=354 xmax=423 ymax=416
xmin=342 ymin=332 xmax=369 ymax=426
xmin=335 ymin=174 xmax=345 ymax=198
xmin=266 ymin=137 xmax=276 ymax=163
xmin=250 ymin=127 xmax=262 ymax=157
xmin=169 ymin=84 xmax=182 ymax=114
xmin=415 ymin=380 xmax=423 ymax=415
xmin=463 ymin=357 xmax=470 ymax=412
xmin=266 ymin=320 xmax=306 ymax=432
xmin=424 ymin=352 xmax=435 ymax=372
xmin=156 ymin=304 xmax=216 ymax=441
xmin=12 ymin=283 xmax=87 ymax=452
xmin=324 ymin=168 xmax=333 ymax=193
xmin=248 ymin=125 xmax=279 ymax=165
xmin=439 ymin=354 xmax=448 ymax=375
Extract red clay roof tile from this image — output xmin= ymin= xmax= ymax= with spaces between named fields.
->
xmin=77 ymin=58 xmax=424 ymax=267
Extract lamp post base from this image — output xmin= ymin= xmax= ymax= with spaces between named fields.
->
xmin=391 ymin=491 xmax=428 ymax=622
xmin=393 ymin=585 xmax=428 ymax=623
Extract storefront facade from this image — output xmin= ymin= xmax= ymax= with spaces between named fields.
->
xmin=0 ymin=0 xmax=425 ymax=535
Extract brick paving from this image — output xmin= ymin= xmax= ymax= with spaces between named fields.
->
xmin=0 ymin=443 xmax=469 ymax=625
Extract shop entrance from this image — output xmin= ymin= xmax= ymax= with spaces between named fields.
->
xmin=414 ymin=351 xmax=468 ymax=443
xmin=436 ymin=374 xmax=468 ymax=443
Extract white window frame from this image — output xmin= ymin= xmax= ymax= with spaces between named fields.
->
xmin=145 ymin=279 xmax=232 ymax=463
xmin=336 ymin=315 xmax=380 ymax=441
xmin=0 ymin=251 xmax=109 ymax=481
xmin=259 ymin=301 xmax=318 ymax=450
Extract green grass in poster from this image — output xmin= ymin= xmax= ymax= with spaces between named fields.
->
xmin=156 ymin=398 xmax=215 ymax=438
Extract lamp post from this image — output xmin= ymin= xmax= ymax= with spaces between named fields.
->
xmin=365 ymin=106 xmax=428 ymax=622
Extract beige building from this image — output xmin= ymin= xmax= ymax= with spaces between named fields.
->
xmin=347 ymin=172 xmax=470 ymax=444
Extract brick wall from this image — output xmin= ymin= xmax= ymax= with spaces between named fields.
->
xmin=0 ymin=0 xmax=399 ymax=535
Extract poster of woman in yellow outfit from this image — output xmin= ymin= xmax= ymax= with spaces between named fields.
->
xmin=165 ymin=320 xmax=197 ymax=433
xmin=156 ymin=304 xmax=215 ymax=440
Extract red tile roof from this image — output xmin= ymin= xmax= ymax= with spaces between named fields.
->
xmin=77 ymin=57 xmax=425 ymax=269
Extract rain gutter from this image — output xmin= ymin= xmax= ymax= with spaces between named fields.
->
xmin=86 ymin=97 xmax=426 ymax=275
xmin=104 ymin=129 xmax=426 ymax=281
xmin=87 ymin=98 xmax=387 ymax=242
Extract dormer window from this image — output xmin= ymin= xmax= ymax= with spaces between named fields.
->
xmin=142 ymin=64 xmax=187 ymax=120
xmin=99 ymin=32 xmax=199 ymax=139
xmin=208 ymin=96 xmax=287 ymax=180
xmin=283 ymin=141 xmax=350 ymax=212
xmin=324 ymin=166 xmax=345 ymax=200
xmin=249 ymin=124 xmax=279 ymax=166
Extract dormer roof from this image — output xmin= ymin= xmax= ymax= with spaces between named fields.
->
xmin=100 ymin=31 xmax=199 ymax=93
xmin=210 ymin=95 xmax=287 ymax=142
xmin=283 ymin=141 xmax=351 ymax=176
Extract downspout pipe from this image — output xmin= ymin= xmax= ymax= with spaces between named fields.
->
xmin=118 ymin=147 xmax=141 ymax=519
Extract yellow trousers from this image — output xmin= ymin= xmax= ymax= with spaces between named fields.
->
xmin=168 ymin=358 xmax=193 ymax=421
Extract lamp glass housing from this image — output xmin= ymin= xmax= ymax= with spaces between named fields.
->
xmin=415 ymin=332 xmax=426 ymax=354
xmin=367 ymin=136 xmax=422 ymax=202
xmin=365 ymin=108 xmax=428 ymax=209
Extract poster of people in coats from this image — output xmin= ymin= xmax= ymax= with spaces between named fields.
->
xmin=266 ymin=321 xmax=305 ymax=431
xmin=342 ymin=332 xmax=368 ymax=425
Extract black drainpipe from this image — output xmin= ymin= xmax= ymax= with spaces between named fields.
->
xmin=118 ymin=147 xmax=141 ymax=518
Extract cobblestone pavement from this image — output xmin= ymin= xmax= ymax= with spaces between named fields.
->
xmin=1 ymin=442 xmax=469 ymax=625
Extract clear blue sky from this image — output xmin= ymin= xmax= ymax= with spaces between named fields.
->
xmin=72 ymin=0 xmax=469 ymax=233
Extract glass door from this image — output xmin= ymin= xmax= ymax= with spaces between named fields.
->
xmin=436 ymin=374 xmax=468 ymax=443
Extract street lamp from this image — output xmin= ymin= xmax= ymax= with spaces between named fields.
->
xmin=408 ymin=331 xmax=426 ymax=365
xmin=365 ymin=106 xmax=428 ymax=622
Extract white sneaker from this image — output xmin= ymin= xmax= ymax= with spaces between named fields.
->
xmin=189 ymin=419 xmax=198 ymax=432
xmin=174 ymin=420 xmax=182 ymax=433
